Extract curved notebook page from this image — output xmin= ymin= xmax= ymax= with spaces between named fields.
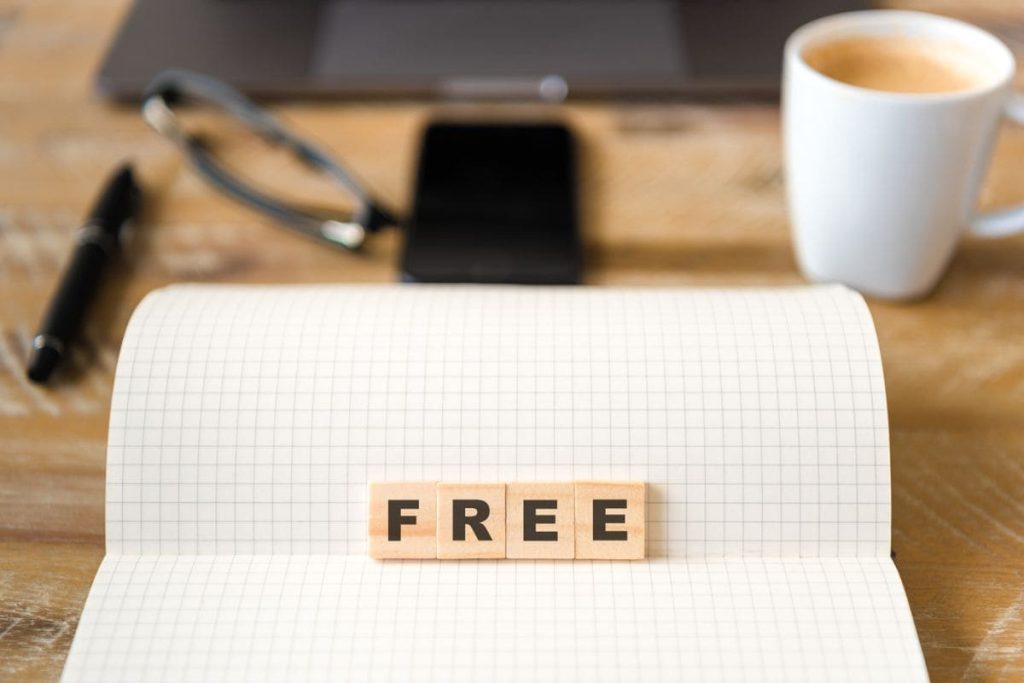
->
xmin=63 ymin=285 xmax=925 ymax=682
xmin=106 ymin=285 xmax=888 ymax=557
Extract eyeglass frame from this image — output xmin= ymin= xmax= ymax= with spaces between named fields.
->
xmin=141 ymin=69 xmax=399 ymax=251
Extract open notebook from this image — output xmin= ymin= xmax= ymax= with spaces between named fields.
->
xmin=63 ymin=285 xmax=927 ymax=682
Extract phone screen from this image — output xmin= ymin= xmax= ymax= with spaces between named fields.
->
xmin=401 ymin=123 xmax=581 ymax=284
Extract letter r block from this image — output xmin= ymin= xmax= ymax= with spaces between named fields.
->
xmin=368 ymin=482 xmax=437 ymax=559
xmin=437 ymin=482 xmax=506 ymax=559
xmin=574 ymin=481 xmax=645 ymax=560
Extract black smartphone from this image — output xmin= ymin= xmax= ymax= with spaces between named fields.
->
xmin=401 ymin=122 xmax=581 ymax=284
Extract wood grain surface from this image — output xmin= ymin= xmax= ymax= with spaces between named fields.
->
xmin=1 ymin=0 xmax=1022 ymax=680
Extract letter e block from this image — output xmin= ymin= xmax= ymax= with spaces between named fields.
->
xmin=574 ymin=481 xmax=645 ymax=560
xmin=437 ymin=482 xmax=506 ymax=559
xmin=506 ymin=482 xmax=575 ymax=559
xmin=368 ymin=481 xmax=437 ymax=559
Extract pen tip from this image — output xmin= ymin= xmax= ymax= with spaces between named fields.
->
xmin=27 ymin=346 xmax=61 ymax=384
xmin=116 ymin=163 xmax=136 ymax=184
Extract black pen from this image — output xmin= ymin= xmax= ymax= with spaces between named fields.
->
xmin=27 ymin=164 xmax=141 ymax=383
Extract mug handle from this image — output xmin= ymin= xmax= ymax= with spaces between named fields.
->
xmin=970 ymin=92 xmax=1024 ymax=238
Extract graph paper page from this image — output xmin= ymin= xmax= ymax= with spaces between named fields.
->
xmin=62 ymin=285 xmax=926 ymax=681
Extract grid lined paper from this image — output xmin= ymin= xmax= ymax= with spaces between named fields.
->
xmin=62 ymin=285 xmax=926 ymax=681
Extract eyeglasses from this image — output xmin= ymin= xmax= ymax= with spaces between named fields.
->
xmin=142 ymin=69 xmax=399 ymax=251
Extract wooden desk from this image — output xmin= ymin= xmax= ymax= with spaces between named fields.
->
xmin=1 ymin=1 xmax=1022 ymax=680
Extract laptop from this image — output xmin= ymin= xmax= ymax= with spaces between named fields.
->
xmin=98 ymin=0 xmax=866 ymax=100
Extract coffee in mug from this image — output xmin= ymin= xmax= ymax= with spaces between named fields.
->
xmin=784 ymin=11 xmax=1024 ymax=300
xmin=802 ymin=34 xmax=989 ymax=94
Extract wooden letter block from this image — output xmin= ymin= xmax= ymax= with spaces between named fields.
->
xmin=368 ymin=481 xmax=437 ymax=559
xmin=506 ymin=482 xmax=575 ymax=560
xmin=437 ymin=482 xmax=506 ymax=560
xmin=574 ymin=481 xmax=645 ymax=560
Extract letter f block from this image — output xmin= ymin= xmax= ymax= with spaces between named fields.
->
xmin=369 ymin=482 xmax=438 ymax=559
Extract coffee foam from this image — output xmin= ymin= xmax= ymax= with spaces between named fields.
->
xmin=802 ymin=33 xmax=994 ymax=94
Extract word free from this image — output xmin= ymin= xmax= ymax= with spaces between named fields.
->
xmin=368 ymin=481 xmax=645 ymax=560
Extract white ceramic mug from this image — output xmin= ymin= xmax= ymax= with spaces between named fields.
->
xmin=784 ymin=10 xmax=1024 ymax=300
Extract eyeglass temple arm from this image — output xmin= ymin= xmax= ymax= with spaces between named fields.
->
xmin=187 ymin=136 xmax=372 ymax=249
xmin=142 ymin=70 xmax=398 ymax=240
